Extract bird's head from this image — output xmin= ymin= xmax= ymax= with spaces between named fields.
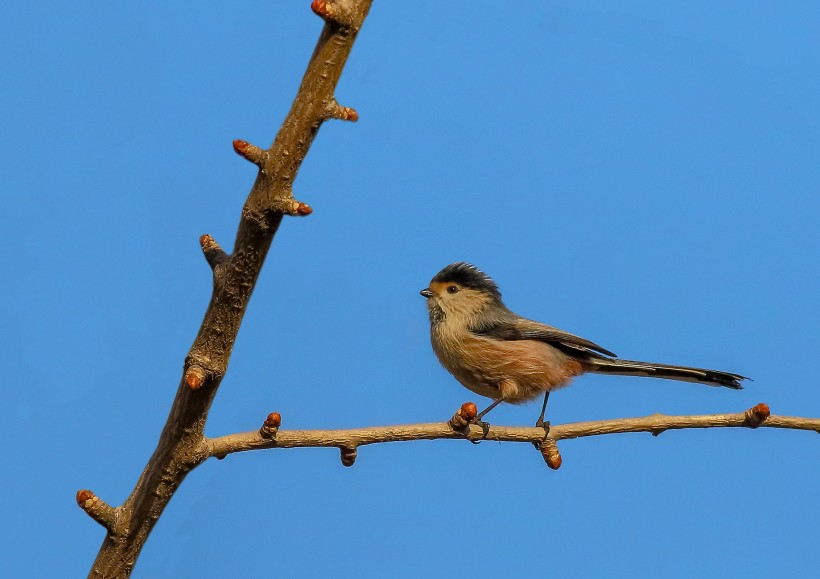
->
xmin=420 ymin=262 xmax=503 ymax=324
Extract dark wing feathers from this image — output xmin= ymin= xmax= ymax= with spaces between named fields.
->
xmin=469 ymin=315 xmax=747 ymax=390
xmin=471 ymin=317 xmax=617 ymax=358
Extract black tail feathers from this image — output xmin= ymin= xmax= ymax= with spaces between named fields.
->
xmin=586 ymin=358 xmax=747 ymax=389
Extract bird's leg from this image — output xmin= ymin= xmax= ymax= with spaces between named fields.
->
xmin=535 ymin=390 xmax=551 ymax=435
xmin=530 ymin=390 xmax=552 ymax=450
xmin=469 ymin=398 xmax=503 ymax=442
xmin=474 ymin=398 xmax=503 ymax=422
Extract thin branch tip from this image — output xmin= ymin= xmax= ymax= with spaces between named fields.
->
xmin=199 ymin=234 xmax=227 ymax=268
xmin=76 ymin=489 xmax=117 ymax=531
xmin=273 ymin=199 xmax=313 ymax=216
xmin=198 ymin=234 xmax=217 ymax=249
xmin=76 ymin=489 xmax=95 ymax=506
xmin=232 ymin=139 xmax=266 ymax=166
xmin=326 ymin=100 xmax=359 ymax=122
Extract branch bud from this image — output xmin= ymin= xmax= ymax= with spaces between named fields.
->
xmin=449 ymin=402 xmax=477 ymax=431
xmin=311 ymin=1 xmax=334 ymax=19
xmin=76 ymin=489 xmax=95 ymax=506
xmin=326 ymin=100 xmax=359 ymax=122
xmin=199 ymin=234 xmax=228 ymax=269
xmin=260 ymin=412 xmax=281 ymax=438
xmin=185 ymin=366 xmax=206 ymax=390
xmin=340 ymin=446 xmax=357 ymax=467
xmin=310 ymin=0 xmax=358 ymax=29
xmin=76 ymin=489 xmax=117 ymax=531
xmin=540 ymin=439 xmax=562 ymax=470
xmin=232 ymin=139 xmax=266 ymax=166
xmin=273 ymin=199 xmax=313 ymax=216
xmin=744 ymin=402 xmax=771 ymax=428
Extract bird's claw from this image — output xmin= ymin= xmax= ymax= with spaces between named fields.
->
xmin=468 ymin=418 xmax=491 ymax=444
xmin=535 ymin=418 xmax=551 ymax=436
xmin=532 ymin=419 xmax=551 ymax=449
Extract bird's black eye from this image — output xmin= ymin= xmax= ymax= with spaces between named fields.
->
xmin=446 ymin=285 xmax=459 ymax=294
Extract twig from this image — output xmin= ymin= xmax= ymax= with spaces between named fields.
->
xmin=76 ymin=490 xmax=118 ymax=534
xmin=206 ymin=403 xmax=820 ymax=467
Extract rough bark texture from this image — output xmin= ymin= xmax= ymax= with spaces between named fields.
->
xmin=80 ymin=2 xmax=373 ymax=576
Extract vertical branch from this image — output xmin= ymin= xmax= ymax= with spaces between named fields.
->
xmin=82 ymin=3 xmax=373 ymax=577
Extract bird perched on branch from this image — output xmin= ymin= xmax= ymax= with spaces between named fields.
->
xmin=420 ymin=262 xmax=746 ymax=434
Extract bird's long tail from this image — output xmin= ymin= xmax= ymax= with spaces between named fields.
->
xmin=584 ymin=358 xmax=746 ymax=389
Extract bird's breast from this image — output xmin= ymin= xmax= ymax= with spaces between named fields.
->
xmin=431 ymin=322 xmax=583 ymax=402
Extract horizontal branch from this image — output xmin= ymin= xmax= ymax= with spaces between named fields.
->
xmin=206 ymin=403 xmax=820 ymax=465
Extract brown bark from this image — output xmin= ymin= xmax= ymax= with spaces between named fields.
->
xmin=203 ymin=402 xmax=819 ymax=469
xmin=80 ymin=2 xmax=373 ymax=576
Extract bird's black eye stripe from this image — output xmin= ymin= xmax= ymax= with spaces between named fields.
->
xmin=446 ymin=285 xmax=459 ymax=294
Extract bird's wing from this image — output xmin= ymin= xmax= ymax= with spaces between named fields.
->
xmin=471 ymin=317 xmax=617 ymax=358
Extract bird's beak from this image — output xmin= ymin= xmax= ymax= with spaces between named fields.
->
xmin=419 ymin=288 xmax=433 ymax=298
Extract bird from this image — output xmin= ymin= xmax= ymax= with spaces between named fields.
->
xmin=420 ymin=262 xmax=746 ymax=434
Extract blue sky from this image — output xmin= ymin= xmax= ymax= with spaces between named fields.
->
xmin=2 ymin=1 xmax=819 ymax=577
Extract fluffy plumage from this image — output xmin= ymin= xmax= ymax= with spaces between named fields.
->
xmin=421 ymin=263 xmax=746 ymax=416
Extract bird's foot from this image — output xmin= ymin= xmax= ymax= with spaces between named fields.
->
xmin=468 ymin=418 xmax=491 ymax=444
xmin=533 ymin=419 xmax=551 ymax=449
xmin=535 ymin=418 xmax=551 ymax=436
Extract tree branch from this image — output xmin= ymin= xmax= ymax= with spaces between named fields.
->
xmin=80 ymin=2 xmax=374 ymax=577
xmin=205 ymin=402 xmax=820 ymax=469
